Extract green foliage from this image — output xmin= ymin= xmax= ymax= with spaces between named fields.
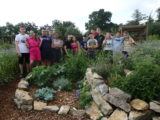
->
xmin=52 ymin=77 xmax=73 ymax=91
xmin=64 ymin=55 xmax=90 ymax=83
xmin=148 ymin=35 xmax=160 ymax=40
xmin=79 ymin=80 xmax=92 ymax=109
xmin=34 ymin=87 xmax=56 ymax=101
xmin=0 ymin=53 xmax=18 ymax=83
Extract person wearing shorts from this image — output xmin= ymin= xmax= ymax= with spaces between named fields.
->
xmin=26 ymin=30 xmax=41 ymax=71
xmin=40 ymin=29 xmax=52 ymax=66
xmin=15 ymin=26 xmax=30 ymax=78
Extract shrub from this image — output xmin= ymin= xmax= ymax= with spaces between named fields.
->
xmin=34 ymin=87 xmax=56 ymax=101
xmin=79 ymin=80 xmax=92 ymax=109
xmin=52 ymin=77 xmax=73 ymax=91
xmin=0 ymin=53 xmax=18 ymax=83
xmin=0 ymin=43 xmax=13 ymax=51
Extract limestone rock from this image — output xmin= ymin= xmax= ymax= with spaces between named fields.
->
xmin=130 ymin=99 xmax=149 ymax=111
xmin=124 ymin=69 xmax=133 ymax=76
xmin=20 ymin=105 xmax=33 ymax=110
xmin=58 ymin=105 xmax=70 ymax=115
xmin=104 ymin=94 xmax=131 ymax=112
xmin=153 ymin=117 xmax=160 ymax=120
xmin=150 ymin=101 xmax=160 ymax=113
xmin=108 ymin=109 xmax=128 ymax=120
xmin=70 ymin=108 xmax=86 ymax=117
xmin=18 ymin=79 xmax=29 ymax=90
xmin=95 ymin=84 xmax=109 ymax=96
xmin=43 ymin=105 xmax=59 ymax=112
xmin=86 ymin=102 xmax=103 ymax=120
xmin=109 ymin=87 xmax=131 ymax=102
xmin=129 ymin=110 xmax=152 ymax=120
xmin=101 ymin=117 xmax=108 ymax=120
xmin=92 ymin=89 xmax=113 ymax=115
xmin=34 ymin=101 xmax=47 ymax=111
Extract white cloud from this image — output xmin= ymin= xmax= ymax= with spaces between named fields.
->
xmin=0 ymin=0 xmax=159 ymax=32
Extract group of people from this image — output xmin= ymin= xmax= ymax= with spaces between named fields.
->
xmin=15 ymin=26 xmax=135 ymax=77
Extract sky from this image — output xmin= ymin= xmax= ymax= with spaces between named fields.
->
xmin=0 ymin=0 xmax=159 ymax=32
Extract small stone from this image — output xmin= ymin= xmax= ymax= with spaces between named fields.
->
xmin=104 ymin=94 xmax=131 ymax=113
xmin=150 ymin=101 xmax=160 ymax=113
xmin=101 ymin=117 xmax=108 ymax=120
xmin=109 ymin=87 xmax=131 ymax=102
xmin=58 ymin=105 xmax=70 ymax=115
xmin=108 ymin=109 xmax=128 ymax=120
xmin=34 ymin=101 xmax=47 ymax=111
xmin=130 ymin=99 xmax=149 ymax=111
xmin=86 ymin=102 xmax=103 ymax=120
xmin=21 ymin=105 xmax=33 ymax=110
xmin=43 ymin=105 xmax=59 ymax=112
xmin=124 ymin=69 xmax=133 ymax=76
xmin=129 ymin=110 xmax=152 ymax=120
xmin=95 ymin=84 xmax=109 ymax=96
xmin=92 ymin=89 xmax=113 ymax=115
xmin=18 ymin=79 xmax=29 ymax=90
xmin=70 ymin=108 xmax=86 ymax=117
xmin=153 ymin=117 xmax=160 ymax=120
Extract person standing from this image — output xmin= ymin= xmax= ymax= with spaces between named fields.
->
xmin=63 ymin=35 xmax=73 ymax=56
xmin=71 ymin=36 xmax=80 ymax=55
xmin=40 ymin=29 xmax=52 ymax=66
xmin=87 ymin=33 xmax=98 ymax=59
xmin=80 ymin=35 xmax=88 ymax=53
xmin=26 ymin=30 xmax=41 ymax=70
xmin=15 ymin=26 xmax=30 ymax=78
xmin=51 ymin=33 xmax=63 ymax=63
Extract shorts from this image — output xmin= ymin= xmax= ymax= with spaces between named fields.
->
xmin=52 ymin=48 xmax=61 ymax=63
xmin=41 ymin=48 xmax=53 ymax=61
xmin=18 ymin=53 xmax=30 ymax=64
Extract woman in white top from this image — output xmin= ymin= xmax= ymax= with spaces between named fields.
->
xmin=102 ymin=33 xmax=113 ymax=57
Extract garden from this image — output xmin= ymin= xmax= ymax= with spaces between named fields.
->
xmin=0 ymin=40 xmax=160 ymax=120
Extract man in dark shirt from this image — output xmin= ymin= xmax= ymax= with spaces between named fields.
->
xmin=63 ymin=35 xmax=73 ymax=56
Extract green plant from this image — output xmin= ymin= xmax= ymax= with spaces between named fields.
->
xmin=79 ymin=80 xmax=92 ymax=109
xmin=0 ymin=43 xmax=13 ymax=51
xmin=52 ymin=77 xmax=73 ymax=91
xmin=0 ymin=53 xmax=18 ymax=83
xmin=34 ymin=87 xmax=56 ymax=101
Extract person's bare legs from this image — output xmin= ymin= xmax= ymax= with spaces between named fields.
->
xmin=46 ymin=60 xmax=51 ymax=66
xmin=30 ymin=60 xmax=34 ymax=72
xmin=42 ymin=60 xmax=47 ymax=66
xmin=26 ymin=63 xmax=30 ymax=73
xmin=19 ymin=64 xmax=23 ymax=75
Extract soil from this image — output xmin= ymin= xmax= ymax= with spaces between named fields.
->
xmin=0 ymin=79 xmax=91 ymax=120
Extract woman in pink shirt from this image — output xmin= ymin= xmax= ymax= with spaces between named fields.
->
xmin=26 ymin=30 xmax=41 ymax=70
xmin=71 ymin=36 xmax=80 ymax=55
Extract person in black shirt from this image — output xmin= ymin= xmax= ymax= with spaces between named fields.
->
xmin=63 ymin=35 xmax=73 ymax=56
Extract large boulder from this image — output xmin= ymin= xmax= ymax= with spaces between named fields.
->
xmin=129 ymin=110 xmax=152 ymax=120
xmin=130 ymin=99 xmax=149 ymax=111
xmin=34 ymin=101 xmax=47 ymax=111
xmin=95 ymin=84 xmax=109 ymax=96
xmin=150 ymin=101 xmax=160 ymax=113
xmin=86 ymin=102 xmax=103 ymax=120
xmin=103 ymin=94 xmax=131 ymax=113
xmin=108 ymin=109 xmax=128 ymax=120
xmin=91 ymin=89 xmax=113 ymax=115
xmin=58 ymin=105 xmax=70 ymax=115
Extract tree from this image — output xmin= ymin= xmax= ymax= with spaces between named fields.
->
xmin=156 ymin=8 xmax=160 ymax=22
xmin=127 ymin=9 xmax=147 ymax=25
xmin=85 ymin=9 xmax=113 ymax=32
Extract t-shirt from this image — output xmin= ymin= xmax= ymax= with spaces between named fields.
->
xmin=112 ymin=37 xmax=124 ymax=51
xmin=80 ymin=40 xmax=88 ymax=50
xmin=64 ymin=41 xmax=72 ymax=49
xmin=40 ymin=36 xmax=52 ymax=50
xmin=103 ymin=39 xmax=113 ymax=51
xmin=15 ymin=33 xmax=29 ymax=53
xmin=87 ymin=39 xmax=98 ymax=51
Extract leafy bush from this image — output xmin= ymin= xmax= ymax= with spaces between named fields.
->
xmin=34 ymin=87 xmax=56 ymax=101
xmin=148 ymin=35 xmax=160 ymax=41
xmin=79 ymin=80 xmax=92 ymax=109
xmin=52 ymin=77 xmax=73 ymax=91
xmin=0 ymin=43 xmax=13 ymax=51
xmin=0 ymin=53 xmax=18 ymax=83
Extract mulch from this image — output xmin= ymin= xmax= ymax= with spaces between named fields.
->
xmin=0 ymin=79 xmax=91 ymax=120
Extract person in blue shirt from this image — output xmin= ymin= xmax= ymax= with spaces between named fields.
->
xmin=40 ymin=29 xmax=52 ymax=66
xmin=80 ymin=35 xmax=88 ymax=53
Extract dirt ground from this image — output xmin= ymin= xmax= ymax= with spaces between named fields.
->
xmin=0 ymin=79 xmax=90 ymax=120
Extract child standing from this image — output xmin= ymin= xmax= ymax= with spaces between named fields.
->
xmin=71 ymin=36 xmax=80 ymax=56
xmin=26 ymin=30 xmax=41 ymax=70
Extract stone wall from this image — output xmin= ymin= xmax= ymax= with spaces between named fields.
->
xmin=85 ymin=68 xmax=160 ymax=120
